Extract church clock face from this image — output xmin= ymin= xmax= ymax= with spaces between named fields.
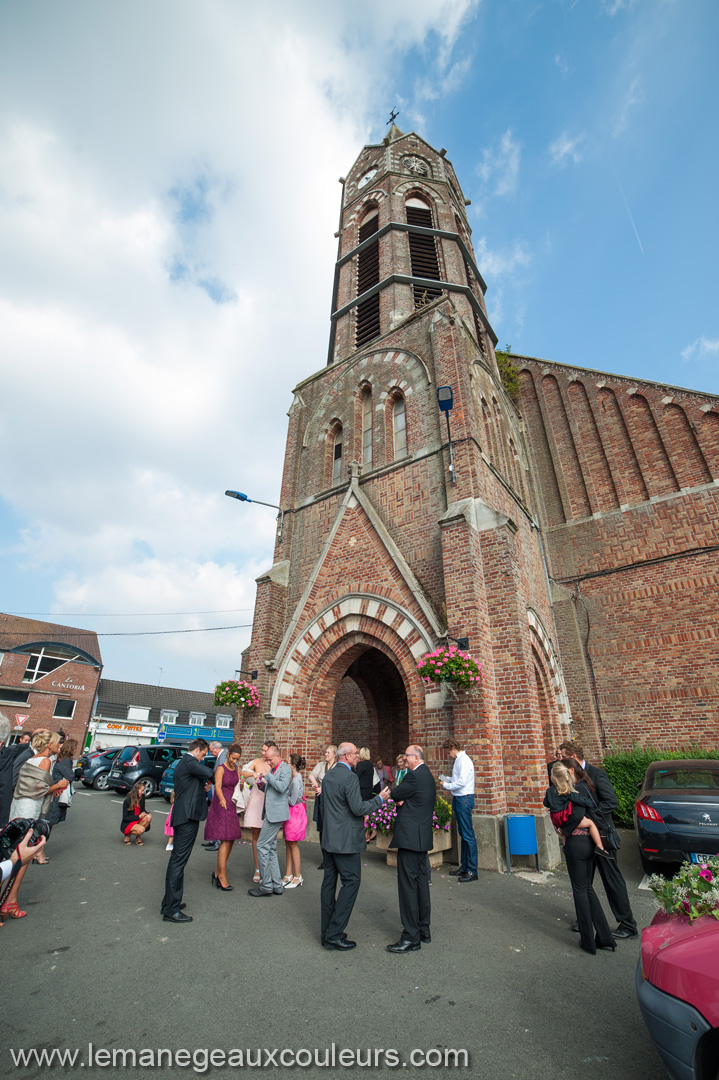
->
xmin=357 ymin=167 xmax=377 ymax=189
xmin=402 ymin=155 xmax=429 ymax=176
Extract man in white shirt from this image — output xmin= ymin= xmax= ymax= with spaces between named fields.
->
xmin=441 ymin=739 xmax=478 ymax=882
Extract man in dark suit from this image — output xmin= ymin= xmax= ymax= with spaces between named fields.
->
xmin=161 ymin=738 xmax=214 ymax=923
xmin=560 ymin=740 xmax=638 ymax=939
xmin=387 ymin=745 xmax=436 ymax=953
xmin=319 ymin=741 xmax=387 ymax=950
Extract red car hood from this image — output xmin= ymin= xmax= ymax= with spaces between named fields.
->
xmin=642 ymin=910 xmax=719 ymax=1025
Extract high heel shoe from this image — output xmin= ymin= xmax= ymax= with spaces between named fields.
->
xmin=595 ymin=935 xmax=616 ymax=951
xmin=1 ymin=901 xmax=27 ymax=919
xmin=214 ymin=877 xmax=233 ymax=891
xmin=282 ymin=875 xmax=293 ymax=885
xmin=284 ymin=875 xmax=303 ymax=889
xmin=211 ymin=872 xmax=218 ymax=885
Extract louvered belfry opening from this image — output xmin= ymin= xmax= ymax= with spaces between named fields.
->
xmin=406 ymin=204 xmax=442 ymax=308
xmin=356 ymin=211 xmax=380 ymax=348
xmin=463 ymin=256 xmax=485 ymax=352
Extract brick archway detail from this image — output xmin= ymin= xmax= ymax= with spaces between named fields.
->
xmin=527 ymin=609 xmax=571 ymax=727
xmin=269 ymin=593 xmax=435 ymax=719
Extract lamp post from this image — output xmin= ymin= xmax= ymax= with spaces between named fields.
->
xmin=225 ymin=490 xmax=284 ymax=543
xmin=436 ymin=385 xmax=456 ymax=485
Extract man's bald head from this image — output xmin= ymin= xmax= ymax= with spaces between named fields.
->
xmin=337 ymin=742 xmax=356 ymax=761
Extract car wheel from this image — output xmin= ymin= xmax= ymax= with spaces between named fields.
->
xmin=93 ymin=772 xmax=110 ymax=791
xmin=142 ymin=777 xmax=157 ymax=797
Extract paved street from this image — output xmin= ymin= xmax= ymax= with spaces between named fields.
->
xmin=3 ymin=791 xmax=665 ymax=1080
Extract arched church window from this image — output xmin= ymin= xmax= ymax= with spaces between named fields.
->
xmin=405 ymin=196 xmax=441 ymax=308
xmin=393 ymin=395 xmax=407 ymax=460
xmin=361 ymin=389 xmax=373 ymax=468
xmin=356 ymin=206 xmax=380 ymax=348
xmin=332 ymin=425 xmax=343 ymax=485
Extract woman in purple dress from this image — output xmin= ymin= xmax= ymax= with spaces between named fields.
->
xmin=204 ymin=743 xmax=243 ymax=891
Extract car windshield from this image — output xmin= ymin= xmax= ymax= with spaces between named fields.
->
xmin=649 ymin=767 xmax=719 ymax=790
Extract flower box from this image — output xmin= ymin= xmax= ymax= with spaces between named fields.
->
xmin=376 ymin=826 xmax=452 ymax=869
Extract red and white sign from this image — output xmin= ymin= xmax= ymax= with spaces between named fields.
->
xmin=15 ymin=714 xmax=30 ymax=726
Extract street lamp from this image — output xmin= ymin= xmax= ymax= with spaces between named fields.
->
xmin=225 ymin=490 xmax=284 ymax=543
xmin=436 ymin=385 xmax=456 ymax=485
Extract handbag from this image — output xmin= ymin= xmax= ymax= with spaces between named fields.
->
xmin=58 ymin=782 xmax=73 ymax=806
xmin=232 ymin=777 xmax=250 ymax=813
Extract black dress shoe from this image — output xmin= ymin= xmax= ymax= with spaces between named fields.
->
xmin=612 ymin=928 xmax=639 ymax=939
xmin=570 ymin=921 xmax=579 ymax=933
xmin=387 ymin=939 xmax=421 ymax=953
xmin=247 ymin=888 xmax=275 ymax=897
xmin=163 ymin=911 xmax=193 ymax=923
xmin=595 ymin=937 xmax=616 ymax=951
xmin=448 ymin=868 xmax=463 ymax=876
xmin=457 ymin=872 xmax=478 ymax=883
xmin=420 ymin=930 xmax=431 ymax=943
xmin=579 ymin=942 xmax=596 ymax=955
xmin=323 ymin=937 xmax=356 ymax=950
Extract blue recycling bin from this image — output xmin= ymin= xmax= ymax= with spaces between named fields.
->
xmin=504 ymin=814 xmax=539 ymax=874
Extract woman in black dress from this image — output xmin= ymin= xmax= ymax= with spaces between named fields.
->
xmin=545 ymin=759 xmax=615 ymax=955
xmin=121 ymin=781 xmax=152 ymax=845
xmin=44 ymin=739 xmax=77 ymax=829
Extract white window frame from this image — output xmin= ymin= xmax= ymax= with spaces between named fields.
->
xmin=127 ymin=706 xmax=150 ymax=723
xmin=160 ymin=709 xmax=179 ymax=726
xmin=189 ymin=711 xmax=207 ymax=725
xmin=215 ymin=714 xmax=232 ymax=729
xmin=53 ymin=698 xmax=76 ymax=719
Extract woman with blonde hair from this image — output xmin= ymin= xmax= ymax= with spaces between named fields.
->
xmin=3 ymin=732 xmax=68 ymax=919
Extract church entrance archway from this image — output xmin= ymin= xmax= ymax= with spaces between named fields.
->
xmin=331 ymin=647 xmax=409 ymax=763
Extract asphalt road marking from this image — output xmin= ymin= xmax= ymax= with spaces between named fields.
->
xmin=638 ymin=874 xmax=652 ymax=890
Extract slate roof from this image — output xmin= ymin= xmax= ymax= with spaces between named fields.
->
xmin=0 ymin=613 xmax=102 ymax=665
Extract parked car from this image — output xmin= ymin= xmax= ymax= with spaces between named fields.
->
xmin=106 ymin=743 xmax=186 ymax=797
xmin=637 ymin=909 xmax=719 ymax=1080
xmin=634 ymin=760 xmax=719 ymax=875
xmin=76 ymin=748 xmax=121 ymax=790
xmin=160 ymin=755 xmax=216 ymax=801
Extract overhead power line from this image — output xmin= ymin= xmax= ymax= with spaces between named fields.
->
xmin=0 ymin=624 xmax=252 ymax=639
xmin=5 ymin=608 xmax=254 ymax=617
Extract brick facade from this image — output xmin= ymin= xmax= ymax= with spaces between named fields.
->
xmin=240 ymin=126 xmax=719 ymax=856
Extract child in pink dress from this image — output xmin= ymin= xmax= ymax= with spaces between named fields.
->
xmin=164 ymin=791 xmax=175 ymax=851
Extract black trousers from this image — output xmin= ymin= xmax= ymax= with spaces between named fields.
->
xmin=591 ymin=847 xmax=637 ymax=933
xmin=320 ymin=850 xmax=361 ymax=942
xmin=397 ymin=848 xmax=430 ymax=944
xmin=161 ymin=820 xmax=199 ymax=915
xmin=563 ymin=834 xmax=614 ymax=952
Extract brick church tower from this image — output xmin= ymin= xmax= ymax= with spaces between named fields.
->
xmin=239 ymin=124 xmax=569 ymax=866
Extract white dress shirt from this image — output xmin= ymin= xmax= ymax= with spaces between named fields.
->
xmin=1 ymin=858 xmax=13 ymax=882
xmin=442 ymin=750 xmax=475 ymax=796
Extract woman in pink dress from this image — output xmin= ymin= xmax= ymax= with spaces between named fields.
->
xmin=241 ymin=741 xmax=273 ymax=883
xmin=204 ymin=743 xmax=243 ymax=890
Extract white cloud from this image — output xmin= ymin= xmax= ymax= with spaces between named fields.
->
xmin=612 ymin=75 xmax=645 ymax=136
xmin=472 ymin=237 xmax=533 ymax=328
xmin=476 ymin=128 xmax=521 ymax=197
xmin=681 ymin=337 xmax=719 ymax=365
xmin=554 ymin=54 xmax=570 ymax=76
xmin=548 ymin=131 xmax=585 ymax=168
xmin=0 ymin=0 xmax=480 ymax=687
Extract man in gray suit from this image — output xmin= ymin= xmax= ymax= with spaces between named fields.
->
xmin=247 ymin=744 xmax=292 ymax=897
xmin=320 ymin=741 xmax=388 ymax=950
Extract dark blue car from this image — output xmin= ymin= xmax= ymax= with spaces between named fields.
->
xmin=634 ymin=759 xmax=719 ymax=875
xmin=160 ymin=754 xmax=216 ymax=801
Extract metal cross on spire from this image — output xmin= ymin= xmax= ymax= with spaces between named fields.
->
xmin=387 ymin=107 xmax=399 ymax=126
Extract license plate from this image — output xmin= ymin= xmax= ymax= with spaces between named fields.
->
xmin=690 ymin=853 xmax=715 ymax=863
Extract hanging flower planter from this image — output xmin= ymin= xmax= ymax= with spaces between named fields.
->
xmin=416 ymin=645 xmax=482 ymax=689
xmin=213 ymin=679 xmax=260 ymax=711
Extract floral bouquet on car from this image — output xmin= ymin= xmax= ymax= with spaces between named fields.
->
xmin=213 ymin=679 xmax=260 ymax=711
xmin=416 ymin=646 xmax=482 ymax=689
xmin=648 ymin=857 xmax=719 ymax=923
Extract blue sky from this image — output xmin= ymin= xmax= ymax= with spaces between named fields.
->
xmin=0 ymin=0 xmax=716 ymax=693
